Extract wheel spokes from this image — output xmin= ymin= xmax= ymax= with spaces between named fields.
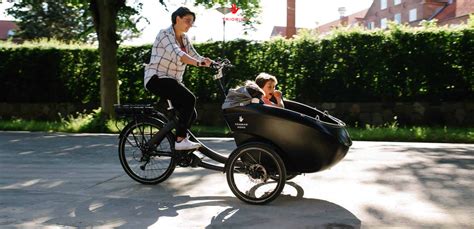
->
xmin=122 ymin=122 xmax=173 ymax=180
xmin=230 ymin=148 xmax=282 ymax=200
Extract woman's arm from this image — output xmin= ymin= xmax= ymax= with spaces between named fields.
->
xmin=180 ymin=54 xmax=209 ymax=67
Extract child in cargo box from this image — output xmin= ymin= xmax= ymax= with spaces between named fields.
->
xmin=255 ymin=73 xmax=285 ymax=108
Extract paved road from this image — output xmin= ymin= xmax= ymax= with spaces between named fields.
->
xmin=0 ymin=131 xmax=473 ymax=228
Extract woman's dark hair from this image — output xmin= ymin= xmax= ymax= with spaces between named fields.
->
xmin=171 ymin=7 xmax=196 ymax=25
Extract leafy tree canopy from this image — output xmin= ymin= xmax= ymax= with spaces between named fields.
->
xmin=7 ymin=0 xmax=146 ymax=43
xmin=7 ymin=0 xmax=261 ymax=43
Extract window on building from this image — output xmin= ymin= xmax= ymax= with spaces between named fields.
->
xmin=394 ymin=13 xmax=402 ymax=24
xmin=381 ymin=0 xmax=387 ymax=10
xmin=367 ymin=21 xmax=374 ymax=29
xmin=394 ymin=0 xmax=401 ymax=5
xmin=381 ymin=18 xmax=388 ymax=29
xmin=7 ymin=29 xmax=15 ymax=37
xmin=409 ymin=8 xmax=417 ymax=22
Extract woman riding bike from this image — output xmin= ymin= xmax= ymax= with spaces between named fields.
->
xmin=144 ymin=7 xmax=213 ymax=150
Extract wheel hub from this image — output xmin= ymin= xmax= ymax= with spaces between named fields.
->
xmin=247 ymin=164 xmax=268 ymax=183
xmin=138 ymin=147 xmax=151 ymax=161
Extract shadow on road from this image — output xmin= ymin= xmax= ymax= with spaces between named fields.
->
xmin=39 ymin=183 xmax=361 ymax=228
xmin=0 ymin=132 xmax=361 ymax=228
xmin=359 ymin=143 xmax=473 ymax=227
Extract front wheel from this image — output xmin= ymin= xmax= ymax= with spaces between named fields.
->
xmin=226 ymin=143 xmax=286 ymax=204
xmin=118 ymin=117 xmax=176 ymax=185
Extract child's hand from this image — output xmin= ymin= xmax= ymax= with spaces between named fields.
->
xmin=273 ymin=90 xmax=282 ymax=99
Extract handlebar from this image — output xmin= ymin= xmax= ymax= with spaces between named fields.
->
xmin=210 ymin=58 xmax=232 ymax=96
xmin=210 ymin=58 xmax=234 ymax=70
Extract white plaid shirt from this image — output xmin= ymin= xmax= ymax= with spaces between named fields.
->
xmin=144 ymin=26 xmax=204 ymax=87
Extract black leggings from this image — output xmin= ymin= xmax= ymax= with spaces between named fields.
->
xmin=146 ymin=76 xmax=197 ymax=138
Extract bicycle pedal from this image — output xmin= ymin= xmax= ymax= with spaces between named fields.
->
xmin=192 ymin=150 xmax=206 ymax=160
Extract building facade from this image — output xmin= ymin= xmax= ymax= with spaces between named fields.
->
xmin=316 ymin=9 xmax=368 ymax=34
xmin=316 ymin=0 xmax=473 ymax=33
xmin=364 ymin=0 xmax=473 ymax=29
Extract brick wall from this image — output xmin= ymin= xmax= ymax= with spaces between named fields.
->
xmin=456 ymin=0 xmax=474 ymax=16
xmin=364 ymin=0 xmax=473 ymax=28
xmin=365 ymin=0 xmax=426 ymax=28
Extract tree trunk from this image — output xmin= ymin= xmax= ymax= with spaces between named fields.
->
xmin=90 ymin=0 xmax=122 ymax=118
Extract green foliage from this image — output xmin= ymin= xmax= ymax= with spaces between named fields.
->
xmin=6 ymin=0 xmax=146 ymax=43
xmin=58 ymin=108 xmax=106 ymax=132
xmin=0 ymin=23 xmax=472 ymax=104
xmin=68 ymin=108 xmax=109 ymax=133
xmin=0 ymin=117 xmax=472 ymax=142
xmin=0 ymin=41 xmax=99 ymax=103
xmin=7 ymin=1 xmax=92 ymax=42
xmin=0 ymin=108 xmax=114 ymax=133
xmin=347 ymin=126 xmax=474 ymax=143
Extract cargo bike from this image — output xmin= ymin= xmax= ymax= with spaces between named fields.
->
xmin=114 ymin=59 xmax=352 ymax=204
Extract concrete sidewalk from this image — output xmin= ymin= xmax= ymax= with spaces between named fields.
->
xmin=0 ymin=131 xmax=472 ymax=228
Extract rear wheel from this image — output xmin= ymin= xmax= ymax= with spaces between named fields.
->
xmin=226 ymin=143 xmax=286 ymax=204
xmin=118 ymin=118 xmax=176 ymax=184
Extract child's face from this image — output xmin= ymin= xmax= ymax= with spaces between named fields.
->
xmin=262 ymin=80 xmax=276 ymax=97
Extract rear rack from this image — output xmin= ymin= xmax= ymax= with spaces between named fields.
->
xmin=114 ymin=104 xmax=156 ymax=117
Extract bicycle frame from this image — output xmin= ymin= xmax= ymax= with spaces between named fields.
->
xmin=141 ymin=100 xmax=228 ymax=171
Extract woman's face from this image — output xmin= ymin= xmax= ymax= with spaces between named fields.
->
xmin=262 ymin=80 xmax=276 ymax=98
xmin=176 ymin=15 xmax=194 ymax=32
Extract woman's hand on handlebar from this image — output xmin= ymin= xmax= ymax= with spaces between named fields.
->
xmin=200 ymin=57 xmax=213 ymax=67
xmin=209 ymin=58 xmax=233 ymax=69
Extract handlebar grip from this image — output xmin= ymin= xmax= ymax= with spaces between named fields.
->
xmin=210 ymin=62 xmax=220 ymax=69
xmin=209 ymin=58 xmax=234 ymax=69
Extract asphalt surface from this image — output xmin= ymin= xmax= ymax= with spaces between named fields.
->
xmin=0 ymin=131 xmax=473 ymax=228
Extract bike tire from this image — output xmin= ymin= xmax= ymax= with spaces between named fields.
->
xmin=226 ymin=142 xmax=286 ymax=204
xmin=118 ymin=117 xmax=176 ymax=185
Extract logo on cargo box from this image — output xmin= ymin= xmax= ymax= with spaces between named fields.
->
xmin=235 ymin=116 xmax=248 ymax=129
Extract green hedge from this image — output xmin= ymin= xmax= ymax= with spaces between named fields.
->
xmin=0 ymin=45 xmax=100 ymax=103
xmin=0 ymin=24 xmax=472 ymax=104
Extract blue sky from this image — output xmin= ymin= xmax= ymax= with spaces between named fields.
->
xmin=1 ymin=0 xmax=373 ymax=44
